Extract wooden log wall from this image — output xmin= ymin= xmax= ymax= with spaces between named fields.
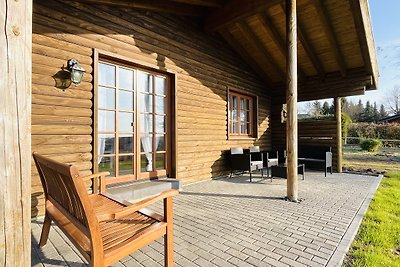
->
xmin=31 ymin=0 xmax=272 ymax=216
xmin=1 ymin=0 xmax=32 ymax=264
xmin=271 ymin=104 xmax=339 ymax=171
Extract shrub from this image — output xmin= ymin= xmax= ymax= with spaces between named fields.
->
xmin=360 ymin=138 xmax=383 ymax=152
xmin=348 ymin=122 xmax=400 ymax=140
xmin=341 ymin=112 xmax=352 ymax=144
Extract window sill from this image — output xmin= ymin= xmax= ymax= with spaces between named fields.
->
xmin=228 ymin=137 xmax=257 ymax=141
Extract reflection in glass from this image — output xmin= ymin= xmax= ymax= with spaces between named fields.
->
xmin=119 ymin=90 xmax=134 ymax=111
xmin=155 ymin=115 xmax=165 ymax=133
xmin=246 ymin=99 xmax=250 ymax=110
xmin=137 ymin=71 xmax=153 ymax=93
xmin=119 ymin=155 xmax=133 ymax=176
xmin=140 ymin=135 xmax=153 ymax=152
xmin=119 ymin=68 xmax=134 ymax=90
xmin=140 ymin=93 xmax=153 ymax=113
xmin=141 ymin=153 xmax=153 ymax=172
xmin=98 ymin=87 xmax=115 ymax=109
xmin=155 ymin=96 xmax=166 ymax=114
xmin=156 ymin=153 xmax=165 ymax=170
xmin=98 ymin=63 xmax=115 ymax=87
xmin=156 ymin=135 xmax=165 ymax=151
xmin=240 ymin=98 xmax=245 ymax=109
xmin=98 ymin=134 xmax=115 ymax=155
xmin=98 ymin=110 xmax=115 ymax=132
xmin=240 ymin=110 xmax=245 ymax=122
xmin=140 ymin=114 xmax=153 ymax=133
xmin=155 ymin=76 xmax=166 ymax=95
xmin=98 ymin=156 xmax=115 ymax=177
xmin=233 ymin=122 xmax=238 ymax=133
xmin=241 ymin=123 xmax=246 ymax=134
xmin=119 ymin=112 xmax=133 ymax=132
xmin=232 ymin=96 xmax=237 ymax=108
xmin=119 ymin=135 xmax=133 ymax=153
xmin=232 ymin=110 xmax=237 ymax=120
xmin=246 ymin=111 xmax=250 ymax=122
xmin=247 ymin=123 xmax=251 ymax=134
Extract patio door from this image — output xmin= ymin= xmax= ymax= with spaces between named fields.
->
xmin=95 ymin=59 xmax=169 ymax=184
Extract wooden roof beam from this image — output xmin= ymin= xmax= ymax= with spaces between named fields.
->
xmin=312 ymin=0 xmax=347 ymax=77
xmin=279 ymin=4 xmax=325 ymax=79
xmin=349 ymin=0 xmax=379 ymax=89
xmin=258 ymin=11 xmax=307 ymax=81
xmin=170 ymin=0 xmax=226 ymax=7
xmin=70 ymin=0 xmax=205 ymax=16
xmin=220 ymin=29 xmax=274 ymax=87
xmin=236 ymin=21 xmax=286 ymax=81
xmin=205 ymin=0 xmax=281 ymax=32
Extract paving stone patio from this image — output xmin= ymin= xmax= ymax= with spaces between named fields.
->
xmin=31 ymin=172 xmax=381 ymax=267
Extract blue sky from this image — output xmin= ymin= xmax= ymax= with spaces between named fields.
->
xmin=348 ymin=0 xmax=400 ymax=105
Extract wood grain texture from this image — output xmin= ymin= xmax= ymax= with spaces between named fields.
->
xmin=0 ymin=0 xmax=32 ymax=265
xmin=31 ymin=0 xmax=272 ymax=216
xmin=335 ymin=97 xmax=342 ymax=173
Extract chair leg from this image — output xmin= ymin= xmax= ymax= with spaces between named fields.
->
xmin=330 ymin=167 xmax=333 ymax=174
xmin=164 ymin=197 xmax=174 ymax=267
xmin=39 ymin=214 xmax=52 ymax=247
xmin=261 ymin=168 xmax=264 ymax=177
xmin=249 ymin=171 xmax=252 ymax=182
xmin=325 ymin=168 xmax=327 ymax=177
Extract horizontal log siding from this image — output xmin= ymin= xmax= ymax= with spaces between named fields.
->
xmin=271 ymin=104 xmax=339 ymax=171
xmin=31 ymin=1 xmax=271 ymax=216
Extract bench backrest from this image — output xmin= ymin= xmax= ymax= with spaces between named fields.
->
xmin=299 ymin=145 xmax=331 ymax=159
xmin=231 ymin=147 xmax=244 ymax=155
xmin=33 ymin=153 xmax=100 ymax=249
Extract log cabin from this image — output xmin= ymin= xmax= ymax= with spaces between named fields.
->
xmin=1 ymin=0 xmax=378 ymax=265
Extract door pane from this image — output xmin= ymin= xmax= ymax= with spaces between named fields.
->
xmin=141 ymin=153 xmax=153 ymax=172
xmin=137 ymin=71 xmax=153 ymax=93
xmin=98 ymin=87 xmax=115 ymax=109
xmin=140 ymin=114 xmax=153 ymax=133
xmin=98 ymin=134 xmax=115 ymax=155
xmin=155 ymin=115 xmax=165 ymax=133
xmin=156 ymin=153 xmax=165 ymax=170
xmin=119 ymin=135 xmax=133 ymax=153
xmin=119 ymin=68 xmax=134 ymax=90
xmin=119 ymin=112 xmax=133 ymax=132
xmin=98 ymin=156 xmax=115 ymax=177
xmin=155 ymin=76 xmax=166 ymax=95
xmin=140 ymin=135 xmax=153 ymax=153
xmin=119 ymin=90 xmax=134 ymax=111
xmin=119 ymin=155 xmax=133 ymax=176
xmin=156 ymin=135 xmax=165 ymax=151
xmin=155 ymin=96 xmax=166 ymax=114
xmin=98 ymin=110 xmax=115 ymax=132
xmin=140 ymin=93 xmax=153 ymax=113
xmin=99 ymin=63 xmax=115 ymax=87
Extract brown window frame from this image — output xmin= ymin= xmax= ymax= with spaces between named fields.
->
xmin=93 ymin=49 xmax=177 ymax=185
xmin=227 ymin=89 xmax=258 ymax=139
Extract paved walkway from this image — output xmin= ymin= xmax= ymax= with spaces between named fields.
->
xmin=31 ymin=172 xmax=381 ymax=267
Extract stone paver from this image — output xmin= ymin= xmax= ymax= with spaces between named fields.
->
xmin=31 ymin=172 xmax=381 ymax=266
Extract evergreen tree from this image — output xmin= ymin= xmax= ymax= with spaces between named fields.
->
xmin=372 ymin=102 xmax=379 ymax=122
xmin=311 ymin=100 xmax=322 ymax=117
xmin=322 ymin=101 xmax=331 ymax=116
xmin=355 ymin=99 xmax=364 ymax=121
xmin=379 ymin=104 xmax=388 ymax=119
xmin=362 ymin=101 xmax=374 ymax=122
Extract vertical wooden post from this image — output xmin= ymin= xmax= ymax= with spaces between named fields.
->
xmin=164 ymin=197 xmax=174 ymax=267
xmin=335 ymin=97 xmax=343 ymax=173
xmin=286 ymin=0 xmax=298 ymax=201
xmin=0 ymin=0 xmax=32 ymax=266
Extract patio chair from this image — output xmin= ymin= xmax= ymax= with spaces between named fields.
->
xmin=230 ymin=147 xmax=263 ymax=182
xmin=33 ymin=152 xmax=178 ymax=267
xmin=264 ymin=150 xmax=279 ymax=178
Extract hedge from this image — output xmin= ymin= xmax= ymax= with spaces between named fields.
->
xmin=348 ymin=123 xmax=400 ymax=140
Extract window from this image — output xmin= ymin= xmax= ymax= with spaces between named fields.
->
xmin=228 ymin=91 xmax=257 ymax=138
xmin=95 ymin=58 xmax=170 ymax=183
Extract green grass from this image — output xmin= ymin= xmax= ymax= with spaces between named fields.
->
xmin=343 ymin=172 xmax=400 ymax=267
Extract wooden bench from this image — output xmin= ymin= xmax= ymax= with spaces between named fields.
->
xmin=298 ymin=145 xmax=333 ymax=177
xmin=33 ymin=152 xmax=178 ymax=266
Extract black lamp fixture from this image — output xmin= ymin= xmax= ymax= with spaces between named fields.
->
xmin=67 ymin=59 xmax=85 ymax=85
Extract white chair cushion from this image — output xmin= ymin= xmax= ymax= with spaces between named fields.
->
xmin=268 ymin=158 xmax=278 ymax=164
xmin=250 ymin=161 xmax=263 ymax=167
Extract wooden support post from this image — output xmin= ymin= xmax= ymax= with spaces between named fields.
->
xmin=335 ymin=97 xmax=343 ymax=173
xmin=286 ymin=0 xmax=298 ymax=201
xmin=0 ymin=0 xmax=32 ymax=266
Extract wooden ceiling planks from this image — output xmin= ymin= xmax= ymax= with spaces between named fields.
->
xmin=65 ymin=0 xmax=378 ymax=98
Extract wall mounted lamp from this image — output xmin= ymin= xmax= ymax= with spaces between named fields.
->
xmin=67 ymin=59 xmax=85 ymax=85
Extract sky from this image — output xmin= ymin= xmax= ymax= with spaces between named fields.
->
xmin=300 ymin=0 xmax=400 ymax=112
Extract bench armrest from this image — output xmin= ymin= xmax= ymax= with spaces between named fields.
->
xmin=97 ymin=189 xmax=179 ymax=221
xmin=81 ymin=172 xmax=109 ymax=194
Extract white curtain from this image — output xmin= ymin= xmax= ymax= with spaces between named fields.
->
xmin=140 ymin=76 xmax=153 ymax=171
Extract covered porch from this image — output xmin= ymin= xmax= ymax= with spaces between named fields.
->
xmin=32 ymin=172 xmax=381 ymax=267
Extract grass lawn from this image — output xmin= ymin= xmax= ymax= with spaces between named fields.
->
xmin=343 ymin=145 xmax=400 ymax=173
xmin=343 ymin=171 xmax=400 ymax=266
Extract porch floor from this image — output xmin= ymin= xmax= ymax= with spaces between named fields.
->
xmin=31 ymin=171 xmax=381 ymax=267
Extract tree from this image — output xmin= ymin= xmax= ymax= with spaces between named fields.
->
xmin=379 ymin=104 xmax=388 ymax=119
xmin=385 ymin=86 xmax=400 ymax=115
xmin=372 ymin=102 xmax=379 ymax=122
xmin=322 ymin=101 xmax=331 ymax=116
xmin=311 ymin=100 xmax=322 ymax=117
xmin=361 ymin=101 xmax=374 ymax=122
xmin=355 ymin=99 xmax=364 ymax=121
